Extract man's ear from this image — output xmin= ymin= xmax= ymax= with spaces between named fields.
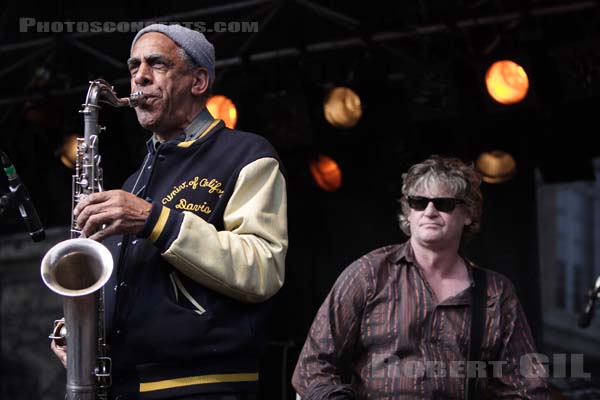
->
xmin=191 ymin=67 xmax=209 ymax=96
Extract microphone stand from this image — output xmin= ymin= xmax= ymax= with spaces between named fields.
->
xmin=578 ymin=276 xmax=600 ymax=329
xmin=1 ymin=149 xmax=45 ymax=242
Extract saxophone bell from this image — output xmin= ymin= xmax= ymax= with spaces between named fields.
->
xmin=41 ymin=238 xmax=113 ymax=298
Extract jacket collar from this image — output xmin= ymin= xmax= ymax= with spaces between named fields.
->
xmin=146 ymin=108 xmax=218 ymax=153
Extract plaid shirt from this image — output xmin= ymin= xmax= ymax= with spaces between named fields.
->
xmin=292 ymin=242 xmax=550 ymax=399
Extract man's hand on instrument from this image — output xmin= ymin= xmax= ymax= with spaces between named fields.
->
xmin=50 ymin=318 xmax=67 ymax=368
xmin=74 ymin=190 xmax=152 ymax=241
xmin=51 ymin=337 xmax=68 ymax=368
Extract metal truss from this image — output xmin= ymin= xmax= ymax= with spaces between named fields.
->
xmin=0 ymin=0 xmax=597 ymax=107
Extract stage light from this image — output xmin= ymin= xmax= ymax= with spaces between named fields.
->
xmin=485 ymin=60 xmax=529 ymax=105
xmin=206 ymin=95 xmax=237 ymax=129
xmin=323 ymin=86 xmax=362 ymax=128
xmin=309 ymin=154 xmax=342 ymax=192
xmin=59 ymin=133 xmax=78 ymax=169
xmin=475 ymin=150 xmax=516 ymax=183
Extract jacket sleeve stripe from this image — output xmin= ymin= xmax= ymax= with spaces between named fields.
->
xmin=148 ymin=206 xmax=171 ymax=243
xmin=139 ymin=372 xmax=259 ymax=393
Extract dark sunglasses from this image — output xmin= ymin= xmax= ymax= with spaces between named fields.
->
xmin=407 ymin=196 xmax=465 ymax=213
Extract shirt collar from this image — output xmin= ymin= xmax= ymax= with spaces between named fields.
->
xmin=146 ymin=108 xmax=215 ymax=153
xmin=393 ymin=241 xmax=413 ymax=264
xmin=395 ymin=241 xmax=478 ymax=289
xmin=183 ymin=107 xmax=214 ymax=139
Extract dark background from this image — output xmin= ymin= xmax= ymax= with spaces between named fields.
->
xmin=1 ymin=1 xmax=600 ymax=399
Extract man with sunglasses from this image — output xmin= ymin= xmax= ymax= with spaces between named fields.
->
xmin=292 ymin=155 xmax=549 ymax=399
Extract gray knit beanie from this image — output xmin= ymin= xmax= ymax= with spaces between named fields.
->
xmin=131 ymin=24 xmax=215 ymax=88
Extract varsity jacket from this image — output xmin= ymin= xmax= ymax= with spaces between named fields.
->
xmin=102 ymin=112 xmax=288 ymax=399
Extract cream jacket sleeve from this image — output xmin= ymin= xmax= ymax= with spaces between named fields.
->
xmin=142 ymin=157 xmax=287 ymax=303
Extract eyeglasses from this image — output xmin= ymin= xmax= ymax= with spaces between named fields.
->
xmin=407 ymin=196 xmax=465 ymax=213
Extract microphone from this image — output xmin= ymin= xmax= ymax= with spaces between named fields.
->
xmin=578 ymin=276 xmax=600 ymax=329
xmin=0 ymin=150 xmax=45 ymax=242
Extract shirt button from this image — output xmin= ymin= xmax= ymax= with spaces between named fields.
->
xmin=132 ymin=240 xmax=138 ymax=245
